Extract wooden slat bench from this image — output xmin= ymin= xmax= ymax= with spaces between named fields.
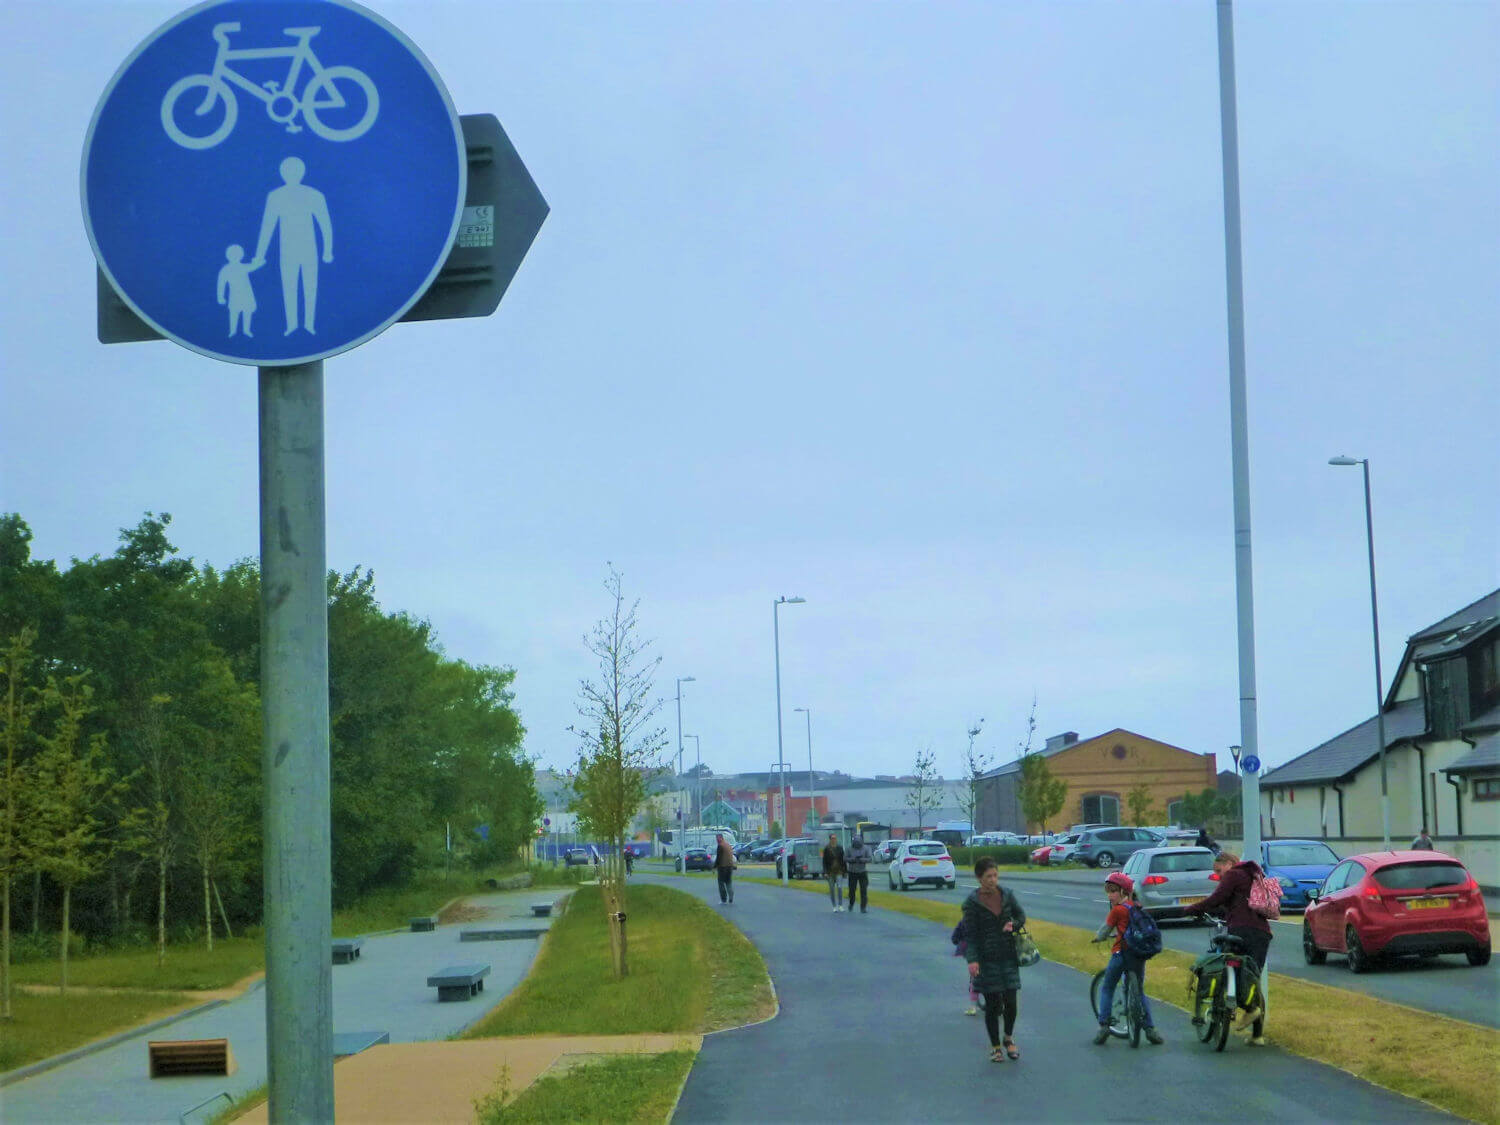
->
xmin=409 ymin=915 xmax=437 ymax=932
xmin=426 ymin=962 xmax=490 ymax=1001
xmin=148 ymin=1038 xmax=236 ymax=1078
xmin=332 ymin=937 xmax=364 ymax=964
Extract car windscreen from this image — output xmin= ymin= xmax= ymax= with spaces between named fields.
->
xmin=906 ymin=844 xmax=946 ymax=856
xmin=1149 ymin=851 xmax=1214 ymax=872
xmin=1266 ymin=843 xmax=1339 ymax=867
xmin=1374 ymin=862 xmax=1469 ymax=891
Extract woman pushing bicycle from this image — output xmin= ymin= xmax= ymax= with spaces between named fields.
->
xmin=1183 ymin=850 xmax=1271 ymax=1044
xmin=1090 ymin=872 xmax=1164 ymax=1045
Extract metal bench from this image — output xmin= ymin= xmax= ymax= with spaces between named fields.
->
xmin=426 ymin=962 xmax=490 ymax=1001
xmin=331 ymin=937 xmax=364 ymax=964
xmin=409 ymin=915 xmax=437 ymax=932
xmin=531 ymin=902 xmax=554 ymax=917
xmin=148 ymin=1038 xmax=236 ymax=1078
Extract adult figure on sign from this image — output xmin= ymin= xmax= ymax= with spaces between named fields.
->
xmin=250 ymin=156 xmax=333 ymax=335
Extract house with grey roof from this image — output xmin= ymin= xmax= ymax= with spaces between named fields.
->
xmin=1259 ymin=588 xmax=1500 ymax=885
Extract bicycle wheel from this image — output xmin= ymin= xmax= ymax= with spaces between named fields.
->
xmin=160 ymin=74 xmax=237 ymax=150
xmin=302 ymin=65 xmax=379 ymax=141
xmin=1089 ymin=970 xmax=1129 ymax=1038
xmin=1124 ymin=971 xmax=1143 ymax=1048
xmin=1193 ymin=970 xmax=1225 ymax=1047
xmin=1210 ymin=985 xmax=1232 ymax=1051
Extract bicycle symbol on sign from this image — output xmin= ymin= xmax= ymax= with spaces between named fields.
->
xmin=160 ymin=22 xmax=379 ymax=150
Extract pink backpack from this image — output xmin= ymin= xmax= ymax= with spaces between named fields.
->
xmin=1248 ymin=871 xmax=1283 ymax=919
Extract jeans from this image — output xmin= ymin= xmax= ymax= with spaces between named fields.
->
xmin=1097 ymin=951 xmax=1155 ymax=1028
xmin=716 ymin=867 xmax=733 ymax=903
xmin=826 ymin=874 xmax=844 ymax=907
xmin=847 ymin=871 xmax=868 ymax=910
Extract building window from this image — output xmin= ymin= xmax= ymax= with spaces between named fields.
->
xmin=1081 ymin=793 xmax=1120 ymax=824
xmin=1166 ymin=799 xmax=1185 ymax=824
xmin=1474 ymin=776 xmax=1500 ymax=802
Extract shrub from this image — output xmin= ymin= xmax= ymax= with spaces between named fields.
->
xmin=951 ymin=845 xmax=1032 ymax=867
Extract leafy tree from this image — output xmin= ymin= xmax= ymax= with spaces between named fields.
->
xmin=21 ymin=677 xmax=126 ymax=991
xmin=1017 ymin=753 xmax=1067 ymax=835
xmin=1125 ymin=783 xmax=1160 ymax=827
xmin=1 ymin=629 xmax=41 ymax=1020
xmin=904 ymin=748 xmax=943 ymax=832
xmin=768 ymin=820 xmax=782 ymax=839
xmin=1179 ymin=788 xmax=1225 ymax=830
xmin=568 ymin=567 xmax=667 ymax=978
xmin=955 ymin=719 xmax=990 ymax=830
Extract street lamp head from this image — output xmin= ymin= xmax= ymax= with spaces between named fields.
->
xmin=1328 ymin=455 xmax=1363 ymax=467
xmin=678 ymin=675 xmax=695 ymax=684
xmin=778 ymin=595 xmax=806 ymax=605
xmin=793 ymin=707 xmax=807 ymax=714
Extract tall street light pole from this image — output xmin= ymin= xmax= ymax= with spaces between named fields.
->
xmin=793 ymin=707 xmax=815 ymax=834
xmin=773 ymin=595 xmax=806 ymax=885
xmin=1330 ymin=455 xmax=1391 ymax=848
xmin=684 ymin=734 xmax=701 ymax=828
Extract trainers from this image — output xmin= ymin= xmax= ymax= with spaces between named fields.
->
xmin=964 ymin=1006 xmax=978 ymax=1016
xmin=1092 ymin=1025 xmax=1111 ymax=1046
xmin=1144 ymin=1027 xmax=1164 ymax=1045
xmin=1249 ymin=1035 xmax=1269 ymax=1047
xmin=1232 ymin=1006 xmax=1262 ymax=1034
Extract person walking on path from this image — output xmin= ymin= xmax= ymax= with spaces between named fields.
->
xmin=1411 ymin=828 xmax=1435 ymax=850
xmin=845 ymin=835 xmax=873 ymax=914
xmin=822 ymin=833 xmax=847 ymax=912
xmin=713 ymin=833 xmax=737 ymax=905
xmin=1090 ymin=871 xmax=1164 ymax=1045
xmin=1184 ymin=850 xmax=1272 ymax=1044
xmin=963 ymin=855 xmax=1027 ymax=1062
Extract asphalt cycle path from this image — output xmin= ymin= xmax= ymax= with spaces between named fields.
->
xmin=643 ymin=872 xmax=1456 ymax=1124
xmin=913 ymin=867 xmax=1500 ymax=1029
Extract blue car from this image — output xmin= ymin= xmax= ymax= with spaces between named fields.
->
xmin=1258 ymin=839 xmax=1341 ymax=910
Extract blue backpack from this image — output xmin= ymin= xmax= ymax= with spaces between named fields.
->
xmin=1122 ymin=904 xmax=1162 ymax=958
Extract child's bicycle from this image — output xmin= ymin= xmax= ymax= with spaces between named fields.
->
xmin=1089 ymin=962 xmax=1146 ymax=1047
xmin=1188 ymin=919 xmax=1264 ymax=1051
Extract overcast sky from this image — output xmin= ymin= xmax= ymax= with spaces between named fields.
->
xmin=3 ymin=0 xmax=1495 ymax=785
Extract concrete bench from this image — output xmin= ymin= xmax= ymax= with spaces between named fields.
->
xmin=331 ymin=937 xmax=364 ymax=964
xmin=148 ymin=1038 xmax=236 ymax=1078
xmin=460 ymin=926 xmax=546 ymax=942
xmin=427 ymin=962 xmax=490 ymax=1002
xmin=531 ymin=902 xmax=554 ymax=917
xmin=332 ymin=1030 xmax=389 ymax=1058
xmin=410 ymin=915 xmax=437 ymax=932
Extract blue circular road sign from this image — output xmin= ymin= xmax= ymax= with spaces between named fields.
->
xmin=82 ymin=0 xmax=465 ymax=366
xmin=1240 ymin=754 xmax=1261 ymax=775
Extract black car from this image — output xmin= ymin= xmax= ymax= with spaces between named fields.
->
xmin=676 ymin=847 xmax=713 ymax=872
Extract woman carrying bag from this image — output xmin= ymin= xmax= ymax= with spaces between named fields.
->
xmin=963 ymin=855 xmax=1029 ymax=1062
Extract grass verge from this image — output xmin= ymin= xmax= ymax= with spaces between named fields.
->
xmin=8 ymin=936 xmax=265 ymax=991
xmin=0 ymin=988 xmax=196 ymax=1072
xmin=741 ymin=874 xmax=1499 ymax=1124
xmin=464 ymin=883 xmax=774 ymax=1037
xmin=473 ymin=1050 xmax=697 ymax=1125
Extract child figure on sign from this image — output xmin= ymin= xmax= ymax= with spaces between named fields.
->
xmin=217 ymin=244 xmax=260 ymax=337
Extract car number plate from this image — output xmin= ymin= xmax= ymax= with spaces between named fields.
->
xmin=921 ymin=860 xmax=937 ymax=866
xmin=1178 ymin=896 xmax=1205 ymax=906
xmin=1405 ymin=897 xmax=1447 ymax=910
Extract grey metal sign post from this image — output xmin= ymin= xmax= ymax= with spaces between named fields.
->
xmin=82 ymin=3 xmax=545 ymax=1118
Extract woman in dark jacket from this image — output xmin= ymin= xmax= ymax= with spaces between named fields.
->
xmin=963 ymin=855 xmax=1027 ymax=1062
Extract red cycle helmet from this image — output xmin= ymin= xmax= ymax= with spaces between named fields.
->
xmin=1104 ymin=871 xmax=1134 ymax=894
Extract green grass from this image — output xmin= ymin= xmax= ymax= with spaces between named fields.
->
xmin=464 ymin=884 xmax=774 ymax=1038
xmin=474 ymin=1050 xmax=696 ymax=1125
xmin=8 ymin=935 xmax=265 ymax=991
xmin=0 ymin=988 xmax=194 ymax=1071
xmin=743 ymin=872 xmax=1499 ymax=1125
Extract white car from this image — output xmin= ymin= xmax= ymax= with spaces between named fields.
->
xmin=888 ymin=840 xmax=957 ymax=891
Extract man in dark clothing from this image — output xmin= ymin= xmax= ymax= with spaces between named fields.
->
xmin=713 ymin=833 xmax=737 ymax=904
xmin=1411 ymin=829 xmax=1435 ymax=850
xmin=1195 ymin=826 xmax=1219 ymax=854
xmin=1185 ymin=851 xmax=1271 ymax=1044
xmin=845 ymin=836 xmax=873 ymax=913
xmin=822 ymin=834 xmax=847 ymax=912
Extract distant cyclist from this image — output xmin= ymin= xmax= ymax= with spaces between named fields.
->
xmin=1090 ymin=872 xmax=1164 ymax=1045
xmin=1184 ymin=850 xmax=1271 ymax=1045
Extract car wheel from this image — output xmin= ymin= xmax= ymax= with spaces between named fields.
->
xmin=946 ymin=880 xmax=957 ymax=889
xmin=898 ymin=872 xmax=910 ymax=892
xmin=1468 ymin=945 xmax=1492 ymax=967
xmin=1095 ymin=851 xmax=1116 ymax=868
xmin=1302 ymin=919 xmax=1326 ymax=965
xmin=889 ymin=873 xmax=897 ymax=890
xmin=1345 ymin=925 xmax=1370 ymax=974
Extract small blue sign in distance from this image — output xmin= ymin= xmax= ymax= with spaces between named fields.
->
xmin=82 ymin=0 xmax=465 ymax=366
xmin=1240 ymin=754 xmax=1261 ymax=775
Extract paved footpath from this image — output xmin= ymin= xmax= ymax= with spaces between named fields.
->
xmin=0 ymin=889 xmax=568 ymax=1125
xmin=647 ymin=873 xmax=1457 ymax=1125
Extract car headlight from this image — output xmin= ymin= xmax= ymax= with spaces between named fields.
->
xmin=1276 ymin=876 xmax=1295 ymax=890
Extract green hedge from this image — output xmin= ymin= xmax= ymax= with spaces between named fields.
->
xmin=950 ymin=845 xmax=1033 ymax=868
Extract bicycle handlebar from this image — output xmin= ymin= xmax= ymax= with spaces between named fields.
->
xmin=212 ymin=22 xmax=241 ymax=43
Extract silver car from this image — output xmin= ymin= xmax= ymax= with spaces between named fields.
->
xmin=1120 ymin=846 xmax=1218 ymax=920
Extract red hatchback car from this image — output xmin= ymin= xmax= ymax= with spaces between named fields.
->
xmin=1303 ymin=850 xmax=1491 ymax=972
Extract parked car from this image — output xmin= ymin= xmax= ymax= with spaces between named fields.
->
xmin=776 ymin=840 xmax=823 ymax=880
xmin=971 ymin=832 xmax=1026 ymax=848
xmin=676 ymin=846 xmax=713 ymax=872
xmin=888 ymin=840 xmax=957 ymax=890
xmin=750 ymin=839 xmax=786 ymax=862
xmin=1303 ymin=850 xmax=1490 ymax=972
xmin=1037 ymin=833 xmax=1083 ymax=864
xmin=1119 ymin=846 xmax=1218 ymax=920
xmin=563 ymin=847 xmax=591 ymax=867
xmin=1258 ymin=839 xmax=1340 ymax=911
xmin=1072 ymin=826 xmax=1164 ymax=868
xmin=873 ymin=839 xmax=903 ymax=863
xmin=737 ymin=837 xmax=771 ymax=860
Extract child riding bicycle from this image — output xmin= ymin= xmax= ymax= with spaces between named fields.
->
xmin=1090 ymin=872 xmax=1164 ymax=1045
